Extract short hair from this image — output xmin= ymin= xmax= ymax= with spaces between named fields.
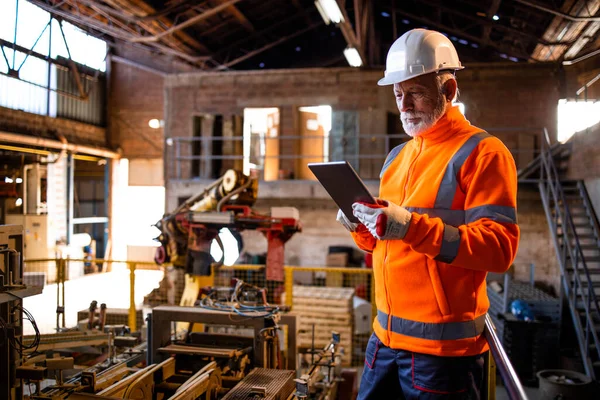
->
xmin=436 ymin=71 xmax=459 ymax=102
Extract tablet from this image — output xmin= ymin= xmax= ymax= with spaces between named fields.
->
xmin=308 ymin=161 xmax=376 ymax=223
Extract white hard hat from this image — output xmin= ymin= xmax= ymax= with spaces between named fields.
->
xmin=378 ymin=29 xmax=464 ymax=86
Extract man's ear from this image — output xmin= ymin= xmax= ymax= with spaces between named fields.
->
xmin=443 ymin=78 xmax=458 ymax=102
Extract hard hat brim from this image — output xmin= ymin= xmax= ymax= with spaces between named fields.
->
xmin=378 ymin=66 xmax=464 ymax=86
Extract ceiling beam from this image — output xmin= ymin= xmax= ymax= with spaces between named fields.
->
xmin=291 ymin=0 xmax=312 ymax=25
xmin=415 ymin=0 xmax=574 ymax=47
xmin=131 ymin=0 xmax=243 ymax=43
xmin=212 ymin=11 xmax=316 ymax=59
xmin=28 ymin=0 xmax=210 ymax=64
xmin=515 ymin=0 xmax=600 ymax=22
xmin=212 ymin=0 xmax=254 ymax=32
xmin=215 ymin=22 xmax=322 ymax=69
xmin=393 ymin=8 xmax=536 ymax=61
xmin=94 ymin=0 xmax=210 ymax=52
xmin=481 ymin=0 xmax=502 ymax=45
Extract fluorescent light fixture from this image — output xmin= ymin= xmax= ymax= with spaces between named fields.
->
xmin=15 ymin=198 xmax=22 ymax=207
xmin=315 ymin=0 xmax=344 ymax=25
xmin=492 ymin=14 xmax=499 ymax=21
xmin=344 ymin=47 xmax=363 ymax=67
xmin=4 ymin=177 xmax=13 ymax=183
xmin=16 ymin=178 xmax=23 ymax=184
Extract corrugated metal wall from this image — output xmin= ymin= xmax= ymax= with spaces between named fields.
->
xmin=56 ymin=66 xmax=106 ymax=126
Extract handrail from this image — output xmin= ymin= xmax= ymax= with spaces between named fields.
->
xmin=538 ymin=128 xmax=600 ymax=378
xmin=484 ymin=315 xmax=529 ymax=400
xmin=578 ymin=181 xmax=600 ymax=245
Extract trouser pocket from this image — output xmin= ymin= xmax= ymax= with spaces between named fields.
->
xmin=412 ymin=352 xmax=483 ymax=395
xmin=364 ymin=333 xmax=381 ymax=369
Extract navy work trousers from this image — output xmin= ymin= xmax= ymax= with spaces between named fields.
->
xmin=358 ymin=333 xmax=485 ymax=399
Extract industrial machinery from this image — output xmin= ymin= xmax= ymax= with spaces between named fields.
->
xmin=154 ymin=169 xmax=301 ymax=282
xmin=0 ymin=224 xmax=44 ymax=400
xmin=293 ymin=333 xmax=344 ymax=400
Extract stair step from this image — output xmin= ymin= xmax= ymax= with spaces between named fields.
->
xmin=568 ymin=268 xmax=600 ymax=275
xmin=578 ymin=244 xmax=600 ymax=250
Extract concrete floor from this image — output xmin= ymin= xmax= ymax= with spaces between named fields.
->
xmin=22 ymin=267 xmax=164 ymax=334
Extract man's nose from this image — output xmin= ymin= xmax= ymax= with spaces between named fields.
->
xmin=398 ymin=95 xmax=413 ymax=112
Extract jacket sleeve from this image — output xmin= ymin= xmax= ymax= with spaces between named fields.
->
xmin=401 ymin=149 xmax=520 ymax=273
xmin=350 ymin=224 xmax=377 ymax=253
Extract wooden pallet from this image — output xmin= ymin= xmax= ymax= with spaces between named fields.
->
xmin=290 ymin=286 xmax=355 ymax=366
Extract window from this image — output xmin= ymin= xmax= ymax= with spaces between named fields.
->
xmin=0 ymin=0 xmax=107 ymax=115
xmin=557 ymin=99 xmax=600 ymax=143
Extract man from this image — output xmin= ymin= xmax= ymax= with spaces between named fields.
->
xmin=336 ymin=29 xmax=519 ymax=399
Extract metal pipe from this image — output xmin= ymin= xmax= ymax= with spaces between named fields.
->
xmin=515 ymin=0 xmax=600 ymax=22
xmin=576 ymin=72 xmax=600 ymax=96
xmin=12 ymin=0 xmax=18 ymax=69
xmin=111 ymin=55 xmax=168 ymax=77
xmin=484 ymin=315 xmax=529 ymax=400
xmin=0 ymin=130 xmax=119 ymax=159
xmin=563 ymin=47 xmax=600 ymax=65
xmin=131 ymin=0 xmax=244 ymax=43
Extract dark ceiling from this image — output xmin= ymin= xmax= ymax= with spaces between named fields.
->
xmin=27 ymin=0 xmax=600 ymax=72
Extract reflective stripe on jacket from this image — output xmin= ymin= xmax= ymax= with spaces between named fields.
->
xmin=350 ymin=106 xmax=520 ymax=357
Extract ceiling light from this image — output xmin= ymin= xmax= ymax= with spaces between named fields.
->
xmin=343 ymin=47 xmax=362 ymax=67
xmin=16 ymin=178 xmax=22 ymax=183
xmin=492 ymin=14 xmax=499 ymax=21
xmin=381 ymin=11 xmax=390 ymax=18
xmin=4 ymin=177 xmax=13 ymax=183
xmin=315 ymin=0 xmax=345 ymax=25
xmin=148 ymin=119 xmax=163 ymax=129
xmin=15 ymin=198 xmax=22 ymax=207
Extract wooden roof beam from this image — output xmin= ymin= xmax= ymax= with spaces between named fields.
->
xmin=212 ymin=0 xmax=255 ymax=32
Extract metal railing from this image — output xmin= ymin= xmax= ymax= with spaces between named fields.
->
xmin=538 ymin=128 xmax=600 ymax=379
xmin=167 ymin=129 xmax=541 ymax=181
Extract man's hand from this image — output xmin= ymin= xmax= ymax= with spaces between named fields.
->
xmin=336 ymin=209 xmax=359 ymax=232
xmin=352 ymin=199 xmax=412 ymax=240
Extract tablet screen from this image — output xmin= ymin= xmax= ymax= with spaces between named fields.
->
xmin=308 ymin=161 xmax=376 ymax=223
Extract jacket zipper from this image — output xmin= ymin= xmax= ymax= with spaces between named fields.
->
xmin=384 ymin=139 xmax=423 ymax=341
xmin=383 ymin=241 xmax=392 ymax=342
xmin=400 ymin=137 xmax=423 ymax=205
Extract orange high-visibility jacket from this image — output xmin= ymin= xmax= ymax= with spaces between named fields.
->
xmin=351 ymin=106 xmax=519 ymax=357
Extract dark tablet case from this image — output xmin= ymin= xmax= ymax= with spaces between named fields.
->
xmin=308 ymin=161 xmax=376 ymax=223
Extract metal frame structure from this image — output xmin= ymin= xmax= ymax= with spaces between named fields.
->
xmin=150 ymin=305 xmax=297 ymax=370
xmin=19 ymin=0 xmax=600 ymax=70
xmin=538 ymin=127 xmax=600 ymax=379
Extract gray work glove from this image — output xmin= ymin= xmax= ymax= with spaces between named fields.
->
xmin=352 ymin=199 xmax=412 ymax=240
xmin=336 ymin=209 xmax=359 ymax=232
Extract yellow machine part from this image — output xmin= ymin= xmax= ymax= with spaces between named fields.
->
xmin=176 ymin=272 xmax=215 ymax=333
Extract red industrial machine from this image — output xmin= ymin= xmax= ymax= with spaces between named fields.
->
xmin=154 ymin=169 xmax=301 ymax=282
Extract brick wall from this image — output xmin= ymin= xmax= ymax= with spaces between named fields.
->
xmin=164 ymin=64 xmax=561 ymax=181
xmin=108 ymin=61 xmax=164 ymax=159
xmin=0 ymin=106 xmax=106 ymax=146
xmin=567 ymin=121 xmax=600 ymax=180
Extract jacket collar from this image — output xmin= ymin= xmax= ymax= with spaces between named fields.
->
xmin=413 ymin=105 xmax=469 ymax=147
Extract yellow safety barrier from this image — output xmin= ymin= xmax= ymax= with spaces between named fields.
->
xmin=22 ymin=259 xmax=376 ymax=341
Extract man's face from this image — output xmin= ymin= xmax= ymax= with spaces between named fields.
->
xmin=393 ymin=73 xmax=447 ymax=137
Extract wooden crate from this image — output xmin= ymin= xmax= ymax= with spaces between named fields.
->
xmin=289 ymin=286 xmax=354 ymax=365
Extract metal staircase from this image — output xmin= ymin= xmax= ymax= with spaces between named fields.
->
xmin=536 ymin=129 xmax=600 ymax=380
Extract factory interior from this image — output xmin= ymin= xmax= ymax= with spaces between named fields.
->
xmin=1 ymin=0 xmax=600 ymax=399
